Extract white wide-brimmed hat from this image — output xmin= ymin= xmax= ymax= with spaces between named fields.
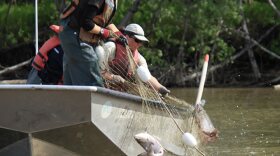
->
xmin=124 ymin=24 xmax=149 ymax=42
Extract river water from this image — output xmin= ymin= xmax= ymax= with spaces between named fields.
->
xmin=172 ymin=88 xmax=280 ymax=156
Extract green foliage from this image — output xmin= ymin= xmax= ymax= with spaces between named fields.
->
xmin=244 ymin=1 xmax=280 ymax=26
xmin=0 ymin=1 xmax=58 ymax=49
xmin=38 ymin=1 xmax=59 ymax=27
xmin=117 ymin=0 xmax=279 ymax=68
xmin=124 ymin=0 xmax=243 ymax=65
xmin=0 ymin=0 xmax=279 ymax=72
xmin=141 ymin=47 xmax=166 ymax=67
xmin=182 ymin=1 xmax=241 ymax=62
xmin=113 ymin=0 xmax=134 ymax=24
xmin=268 ymin=33 xmax=280 ymax=55
xmin=243 ymin=0 xmax=280 ymax=56
xmin=0 ymin=3 xmax=33 ymax=48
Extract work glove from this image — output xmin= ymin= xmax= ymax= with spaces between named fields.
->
xmin=158 ymin=86 xmax=170 ymax=96
xmin=100 ymin=28 xmax=114 ymax=39
xmin=114 ymin=31 xmax=128 ymax=45
xmin=117 ymin=35 xmax=128 ymax=46
xmin=112 ymin=75 xmax=125 ymax=84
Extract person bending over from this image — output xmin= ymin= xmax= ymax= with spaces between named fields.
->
xmin=97 ymin=23 xmax=170 ymax=96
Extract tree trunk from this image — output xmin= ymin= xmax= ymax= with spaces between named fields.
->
xmin=118 ymin=0 xmax=142 ymax=28
xmin=240 ymin=0 xmax=261 ymax=80
xmin=235 ymin=28 xmax=280 ymax=60
xmin=174 ymin=16 xmax=188 ymax=86
xmin=2 ymin=0 xmax=14 ymax=34
xmin=210 ymin=44 xmax=217 ymax=85
xmin=268 ymin=0 xmax=280 ymax=18
xmin=256 ymin=75 xmax=280 ymax=86
xmin=179 ymin=25 xmax=276 ymax=83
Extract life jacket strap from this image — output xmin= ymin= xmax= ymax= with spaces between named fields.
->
xmin=32 ymin=61 xmax=43 ymax=71
xmin=37 ymin=52 xmax=46 ymax=62
xmin=71 ymin=0 xmax=78 ymax=7
xmin=32 ymin=36 xmax=60 ymax=71
xmin=60 ymin=0 xmax=80 ymax=19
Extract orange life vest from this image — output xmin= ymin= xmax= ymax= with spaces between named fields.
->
xmin=109 ymin=42 xmax=139 ymax=78
xmin=32 ymin=36 xmax=60 ymax=71
xmin=49 ymin=24 xmax=62 ymax=34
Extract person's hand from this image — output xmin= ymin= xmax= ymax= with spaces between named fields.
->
xmin=117 ymin=35 xmax=128 ymax=45
xmin=100 ymin=28 xmax=114 ymax=39
xmin=158 ymin=86 xmax=170 ymax=96
xmin=112 ymin=75 xmax=125 ymax=83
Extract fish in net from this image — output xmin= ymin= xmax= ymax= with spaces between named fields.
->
xmin=100 ymin=44 xmax=217 ymax=155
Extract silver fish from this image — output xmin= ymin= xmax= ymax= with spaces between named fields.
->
xmin=195 ymin=106 xmax=218 ymax=141
xmin=134 ymin=132 xmax=164 ymax=156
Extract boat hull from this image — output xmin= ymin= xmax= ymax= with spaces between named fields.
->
xmin=0 ymin=85 xmax=202 ymax=156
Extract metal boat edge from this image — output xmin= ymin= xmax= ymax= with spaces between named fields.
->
xmin=0 ymin=85 xmax=213 ymax=156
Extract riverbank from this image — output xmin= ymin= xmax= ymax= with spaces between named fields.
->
xmin=0 ymin=65 xmax=279 ymax=88
xmin=0 ymin=44 xmax=279 ymax=88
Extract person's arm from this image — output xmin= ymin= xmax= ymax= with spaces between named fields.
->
xmin=80 ymin=4 xmax=100 ymax=33
xmin=97 ymin=41 xmax=116 ymax=71
xmin=106 ymin=24 xmax=128 ymax=45
xmin=138 ymin=54 xmax=148 ymax=68
xmin=97 ymin=42 xmax=125 ymax=83
xmin=138 ymin=54 xmax=170 ymax=95
xmin=80 ymin=3 xmax=114 ymax=38
xmin=106 ymin=24 xmax=120 ymax=33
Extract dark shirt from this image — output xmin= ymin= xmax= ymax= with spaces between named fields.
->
xmin=70 ymin=0 xmax=104 ymax=31
xmin=81 ymin=3 xmax=100 ymax=31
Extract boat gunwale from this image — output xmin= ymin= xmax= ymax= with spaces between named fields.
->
xmin=0 ymin=85 xmax=191 ymax=112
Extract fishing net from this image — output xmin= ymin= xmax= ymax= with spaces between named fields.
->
xmin=101 ymin=44 xmax=211 ymax=155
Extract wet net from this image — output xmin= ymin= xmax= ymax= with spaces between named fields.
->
xmin=101 ymin=44 xmax=214 ymax=155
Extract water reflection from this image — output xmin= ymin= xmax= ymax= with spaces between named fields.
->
xmin=172 ymin=88 xmax=280 ymax=155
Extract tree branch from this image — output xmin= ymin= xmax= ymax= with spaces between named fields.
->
xmin=118 ymin=0 xmax=142 ymax=28
xmin=180 ymin=25 xmax=277 ymax=83
xmin=0 ymin=79 xmax=27 ymax=84
xmin=0 ymin=58 xmax=32 ymax=76
xmin=235 ymin=28 xmax=280 ymax=59
xmin=148 ymin=0 xmax=165 ymax=36
xmin=2 ymin=0 xmax=14 ymax=34
xmin=240 ymin=0 xmax=261 ymax=79
xmin=268 ymin=0 xmax=280 ymax=18
xmin=256 ymin=75 xmax=280 ymax=86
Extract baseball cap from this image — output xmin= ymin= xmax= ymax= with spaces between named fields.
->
xmin=124 ymin=24 xmax=149 ymax=42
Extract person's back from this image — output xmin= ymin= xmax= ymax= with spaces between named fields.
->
xmin=36 ymin=45 xmax=63 ymax=84
xmin=27 ymin=25 xmax=64 ymax=85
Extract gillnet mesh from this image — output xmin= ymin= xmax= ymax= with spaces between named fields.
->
xmin=102 ymin=45 xmax=206 ymax=155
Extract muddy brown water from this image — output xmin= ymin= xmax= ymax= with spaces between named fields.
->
xmin=1 ymin=87 xmax=279 ymax=155
xmin=172 ymin=88 xmax=280 ymax=156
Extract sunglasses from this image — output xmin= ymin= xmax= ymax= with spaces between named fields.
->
xmin=125 ymin=31 xmax=144 ymax=44
xmin=133 ymin=37 xmax=143 ymax=43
